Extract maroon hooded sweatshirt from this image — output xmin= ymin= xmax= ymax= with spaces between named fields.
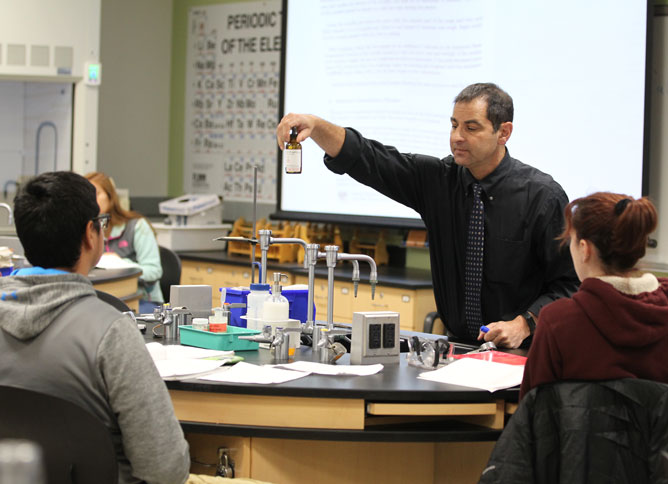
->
xmin=520 ymin=275 xmax=668 ymax=399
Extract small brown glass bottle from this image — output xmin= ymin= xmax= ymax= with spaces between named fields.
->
xmin=283 ymin=127 xmax=302 ymax=174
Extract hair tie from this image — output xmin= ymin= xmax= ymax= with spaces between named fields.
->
xmin=614 ymin=198 xmax=631 ymax=216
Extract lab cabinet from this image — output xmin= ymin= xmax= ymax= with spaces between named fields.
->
xmin=294 ymin=275 xmax=353 ymax=323
xmin=294 ymin=275 xmax=436 ymax=331
xmin=180 ymin=260 xmax=294 ymax=308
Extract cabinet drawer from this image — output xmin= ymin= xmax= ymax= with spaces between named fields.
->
xmin=353 ymin=285 xmax=416 ymax=330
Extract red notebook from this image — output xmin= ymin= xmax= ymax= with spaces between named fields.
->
xmin=454 ymin=350 xmax=527 ymax=366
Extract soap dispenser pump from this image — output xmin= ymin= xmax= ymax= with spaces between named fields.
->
xmin=263 ymin=273 xmax=290 ymax=321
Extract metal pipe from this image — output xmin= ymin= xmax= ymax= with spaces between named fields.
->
xmin=267 ymin=237 xmax=309 ymax=269
xmin=324 ymin=246 xmax=339 ymax=329
xmin=304 ymin=243 xmax=320 ymax=330
xmin=251 ymin=165 xmax=258 ymax=284
xmin=336 ymin=253 xmax=378 ymax=299
xmin=258 ymin=230 xmax=271 ymax=284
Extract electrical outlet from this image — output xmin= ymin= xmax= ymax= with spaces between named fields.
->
xmin=351 ymin=311 xmax=400 ymax=365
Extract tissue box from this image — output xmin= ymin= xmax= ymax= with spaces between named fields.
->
xmin=154 ymin=223 xmax=231 ymax=251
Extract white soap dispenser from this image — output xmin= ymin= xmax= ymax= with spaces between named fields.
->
xmin=263 ymin=273 xmax=290 ymax=322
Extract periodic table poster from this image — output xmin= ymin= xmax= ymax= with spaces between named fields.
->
xmin=184 ymin=1 xmax=281 ymax=203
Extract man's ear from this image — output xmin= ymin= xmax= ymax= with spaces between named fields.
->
xmin=82 ymin=220 xmax=97 ymax=251
xmin=497 ymin=121 xmax=513 ymax=146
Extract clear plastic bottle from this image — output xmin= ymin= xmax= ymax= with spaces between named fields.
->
xmin=246 ymin=283 xmax=271 ymax=330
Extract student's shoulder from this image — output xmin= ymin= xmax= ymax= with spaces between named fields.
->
xmin=539 ymin=297 xmax=583 ymax=328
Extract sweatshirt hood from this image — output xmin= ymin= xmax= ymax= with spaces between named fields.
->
xmin=0 ymin=273 xmax=96 ymax=340
xmin=574 ymin=274 xmax=668 ymax=348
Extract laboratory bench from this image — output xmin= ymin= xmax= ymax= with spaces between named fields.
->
xmin=178 ymin=250 xmax=437 ymax=332
xmin=87 ymin=267 xmax=142 ymax=312
xmin=155 ymin=327 xmax=521 ymax=484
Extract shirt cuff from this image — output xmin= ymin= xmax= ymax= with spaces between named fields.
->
xmin=323 ymin=127 xmax=361 ymax=174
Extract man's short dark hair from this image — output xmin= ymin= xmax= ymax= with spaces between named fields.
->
xmin=454 ymin=83 xmax=514 ymax=132
xmin=14 ymin=171 xmax=100 ymax=269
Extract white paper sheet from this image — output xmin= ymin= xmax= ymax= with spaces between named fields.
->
xmin=95 ymin=253 xmax=139 ymax=269
xmin=153 ymin=358 xmax=224 ymax=379
xmin=198 ymin=362 xmax=311 ymax=384
xmin=274 ymin=361 xmax=384 ymax=376
xmin=146 ymin=342 xmax=233 ymax=361
xmin=418 ymin=358 xmax=525 ymax=392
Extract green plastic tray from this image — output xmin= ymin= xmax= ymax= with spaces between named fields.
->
xmin=179 ymin=325 xmax=261 ymax=351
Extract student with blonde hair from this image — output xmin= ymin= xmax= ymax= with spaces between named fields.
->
xmin=86 ymin=172 xmax=163 ymax=311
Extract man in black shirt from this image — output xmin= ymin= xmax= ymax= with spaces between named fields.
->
xmin=276 ymin=83 xmax=578 ymax=348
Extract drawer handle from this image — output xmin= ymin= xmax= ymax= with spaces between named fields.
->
xmin=207 ymin=267 xmax=213 ymax=274
xmin=341 ymin=287 xmax=349 ymax=295
xmin=402 ymin=295 xmax=411 ymax=303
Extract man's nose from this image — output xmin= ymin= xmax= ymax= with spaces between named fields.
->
xmin=451 ymin=126 xmax=464 ymax=143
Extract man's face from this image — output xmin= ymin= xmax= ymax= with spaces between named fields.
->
xmin=450 ymin=98 xmax=509 ymax=174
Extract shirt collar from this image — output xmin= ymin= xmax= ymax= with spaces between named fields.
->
xmin=462 ymin=148 xmax=513 ymax=196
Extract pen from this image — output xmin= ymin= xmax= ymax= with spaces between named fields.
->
xmin=480 ymin=325 xmax=489 ymax=333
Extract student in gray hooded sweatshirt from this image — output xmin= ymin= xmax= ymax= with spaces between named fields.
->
xmin=0 ymin=171 xmax=190 ymax=484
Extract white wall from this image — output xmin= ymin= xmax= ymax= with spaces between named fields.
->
xmin=645 ymin=15 xmax=668 ymax=265
xmin=97 ymin=0 xmax=173 ymax=197
xmin=0 ymin=0 xmax=101 ymax=175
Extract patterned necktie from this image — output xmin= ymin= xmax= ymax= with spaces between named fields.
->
xmin=464 ymin=183 xmax=484 ymax=338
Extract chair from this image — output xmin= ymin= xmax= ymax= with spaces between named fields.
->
xmin=0 ymin=385 xmax=118 ymax=484
xmin=159 ymin=245 xmax=181 ymax=303
xmin=423 ymin=311 xmax=441 ymax=333
xmin=479 ymin=379 xmax=668 ymax=483
xmin=95 ymin=289 xmax=132 ymax=312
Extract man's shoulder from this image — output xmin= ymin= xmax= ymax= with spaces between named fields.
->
xmin=507 ymin=155 xmax=568 ymax=200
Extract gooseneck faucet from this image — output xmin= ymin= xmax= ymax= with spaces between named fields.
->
xmin=0 ymin=203 xmax=13 ymax=226
xmin=257 ymin=229 xmax=308 ymax=283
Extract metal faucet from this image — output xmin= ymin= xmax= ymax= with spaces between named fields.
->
xmin=314 ymin=327 xmax=349 ymax=364
xmin=0 ymin=203 xmax=13 ymax=226
xmin=216 ymin=229 xmax=309 ymax=284
xmin=238 ymin=325 xmax=301 ymax=362
xmin=133 ymin=305 xmax=192 ymax=341
xmin=336 ymin=252 xmax=378 ymax=299
xmin=257 ymin=229 xmax=308 ymax=283
xmin=322 ymin=246 xmax=378 ymax=329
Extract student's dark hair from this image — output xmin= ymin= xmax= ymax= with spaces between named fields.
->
xmin=559 ymin=192 xmax=657 ymax=273
xmin=454 ymin=83 xmax=514 ymax=132
xmin=13 ymin=171 xmax=100 ymax=269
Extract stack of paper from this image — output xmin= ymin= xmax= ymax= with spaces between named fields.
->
xmin=274 ymin=361 xmax=384 ymax=376
xmin=418 ymin=358 xmax=525 ymax=392
xmin=146 ymin=342 xmax=235 ymax=380
xmin=198 ymin=362 xmax=311 ymax=384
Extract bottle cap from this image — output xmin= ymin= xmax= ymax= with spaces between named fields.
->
xmin=250 ymin=283 xmax=271 ymax=291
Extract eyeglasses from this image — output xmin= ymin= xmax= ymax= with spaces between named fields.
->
xmin=93 ymin=213 xmax=110 ymax=230
xmin=407 ymin=336 xmax=453 ymax=370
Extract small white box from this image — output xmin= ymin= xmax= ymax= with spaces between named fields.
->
xmin=154 ymin=223 xmax=232 ymax=251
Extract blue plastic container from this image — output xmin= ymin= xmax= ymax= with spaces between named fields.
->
xmin=224 ymin=287 xmax=250 ymax=327
xmin=0 ymin=266 xmax=12 ymax=277
xmin=283 ymin=288 xmax=315 ymax=323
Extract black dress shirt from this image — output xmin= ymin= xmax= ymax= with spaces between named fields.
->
xmin=324 ymin=128 xmax=579 ymax=342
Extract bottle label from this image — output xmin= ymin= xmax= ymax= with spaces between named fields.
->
xmin=283 ymin=149 xmax=302 ymax=174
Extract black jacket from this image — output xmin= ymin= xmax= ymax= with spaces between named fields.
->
xmin=479 ymin=379 xmax=668 ymax=484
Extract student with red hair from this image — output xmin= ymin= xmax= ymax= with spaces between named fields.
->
xmin=520 ymin=192 xmax=668 ymax=398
